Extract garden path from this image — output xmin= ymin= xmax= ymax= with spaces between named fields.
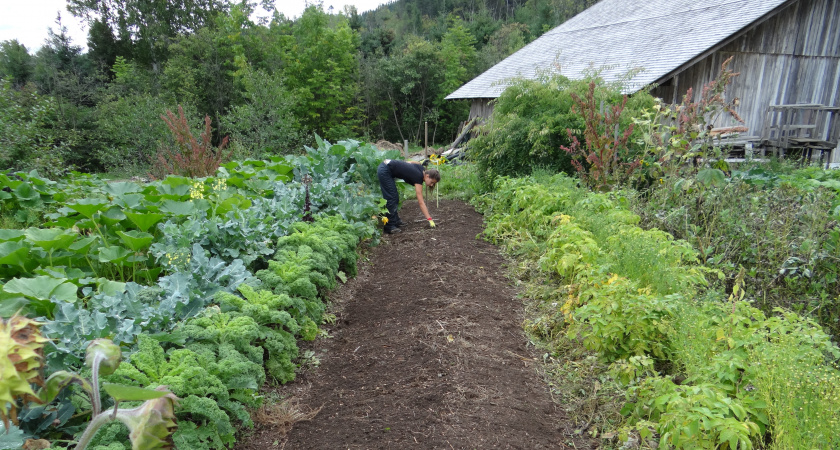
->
xmin=237 ymin=199 xmax=596 ymax=449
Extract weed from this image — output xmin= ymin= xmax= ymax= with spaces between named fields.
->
xmin=152 ymin=105 xmax=232 ymax=179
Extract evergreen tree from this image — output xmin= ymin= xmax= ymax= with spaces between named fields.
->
xmin=0 ymin=40 xmax=33 ymax=88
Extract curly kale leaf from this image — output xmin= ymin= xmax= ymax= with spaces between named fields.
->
xmin=172 ymin=396 xmax=236 ymax=449
xmin=104 ymin=336 xmax=240 ymax=449
xmin=217 ymin=285 xmax=301 ymax=335
xmin=262 ymin=326 xmax=299 ymax=383
xmin=182 ymin=308 xmax=263 ymax=365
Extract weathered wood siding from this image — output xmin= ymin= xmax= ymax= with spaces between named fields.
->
xmin=651 ymin=0 xmax=840 ymax=139
xmin=468 ymin=99 xmax=495 ymax=122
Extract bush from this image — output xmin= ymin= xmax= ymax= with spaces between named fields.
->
xmin=0 ymin=80 xmax=77 ymax=178
xmin=629 ymin=171 xmax=840 ymax=337
xmin=94 ymin=93 xmax=190 ymax=174
xmin=220 ymin=69 xmax=304 ymax=159
xmin=481 ymin=173 xmax=840 ymax=448
xmin=468 ymin=74 xmax=653 ymax=189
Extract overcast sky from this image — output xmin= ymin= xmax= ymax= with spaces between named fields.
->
xmin=0 ymin=0 xmax=391 ymax=52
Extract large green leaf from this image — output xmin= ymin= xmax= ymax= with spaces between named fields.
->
xmin=13 ymin=182 xmax=40 ymax=205
xmin=3 ymin=276 xmax=78 ymax=303
xmin=113 ymin=193 xmax=145 ymax=209
xmin=245 ymin=179 xmax=274 ymax=192
xmin=99 ymin=206 xmax=127 ymax=226
xmin=225 ymin=175 xmax=246 ymax=188
xmin=103 ymin=182 xmax=142 ymax=196
xmin=97 ymin=246 xmax=131 ymax=264
xmin=0 ymin=292 xmax=28 ymax=317
xmin=116 ymin=230 xmax=154 ymax=251
xmin=158 ymin=179 xmax=191 ymax=197
xmin=102 ymin=383 xmax=169 ymax=402
xmin=0 ymin=241 xmax=30 ymax=267
xmin=24 ymin=228 xmax=77 ymax=252
xmin=697 ymin=168 xmax=727 ymax=187
xmin=0 ymin=230 xmax=25 ymax=242
xmin=216 ymin=196 xmax=252 ymax=215
xmin=159 ymin=200 xmax=197 ymax=216
xmin=69 ymin=236 xmax=99 ymax=253
xmin=124 ymin=211 xmax=165 ymax=232
xmin=67 ymin=198 xmax=109 ymax=218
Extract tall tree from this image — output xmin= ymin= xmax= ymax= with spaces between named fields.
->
xmin=86 ymin=18 xmax=133 ymax=74
xmin=0 ymin=40 xmax=33 ymax=88
xmin=67 ymin=0 xmax=233 ymax=67
xmin=279 ymin=5 xmax=360 ymax=140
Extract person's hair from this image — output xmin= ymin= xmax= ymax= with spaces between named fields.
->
xmin=425 ymin=168 xmax=440 ymax=190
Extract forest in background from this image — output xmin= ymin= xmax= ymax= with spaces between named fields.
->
xmin=0 ymin=0 xmax=595 ymax=178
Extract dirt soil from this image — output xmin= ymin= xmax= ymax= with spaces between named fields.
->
xmin=237 ymin=199 xmax=597 ymax=449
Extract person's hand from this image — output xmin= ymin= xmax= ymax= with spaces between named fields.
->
xmin=427 ymin=218 xmax=436 ymax=228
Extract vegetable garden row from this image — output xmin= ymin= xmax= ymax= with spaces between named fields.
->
xmin=1 ymin=138 xmax=399 ymax=449
xmin=476 ymin=172 xmax=840 ymax=449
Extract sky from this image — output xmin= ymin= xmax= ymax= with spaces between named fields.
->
xmin=0 ymin=0 xmax=391 ymax=52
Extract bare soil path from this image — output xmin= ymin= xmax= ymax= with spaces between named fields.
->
xmin=237 ymin=199 xmax=596 ymax=449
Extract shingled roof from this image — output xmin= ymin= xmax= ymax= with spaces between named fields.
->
xmin=446 ymin=0 xmax=792 ymax=99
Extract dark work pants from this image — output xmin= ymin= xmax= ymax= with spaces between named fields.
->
xmin=377 ymin=162 xmax=401 ymax=231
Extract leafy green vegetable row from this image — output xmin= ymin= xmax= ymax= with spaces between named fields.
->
xmin=2 ymin=139 xmax=397 ymax=448
xmin=86 ymin=217 xmax=367 ymax=449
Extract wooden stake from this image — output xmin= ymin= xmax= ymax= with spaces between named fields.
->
xmin=425 ymin=121 xmax=428 ymax=156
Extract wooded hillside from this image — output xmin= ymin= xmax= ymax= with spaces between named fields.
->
xmin=0 ymin=0 xmax=594 ymax=176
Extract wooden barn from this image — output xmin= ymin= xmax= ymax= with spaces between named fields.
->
xmin=446 ymin=0 xmax=840 ymax=161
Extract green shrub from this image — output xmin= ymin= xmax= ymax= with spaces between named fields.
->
xmin=468 ymin=74 xmax=653 ymax=189
xmin=220 ymin=69 xmax=304 ymax=159
xmin=0 ymin=80 xmax=77 ymax=178
xmin=481 ymin=173 xmax=840 ymax=448
xmin=468 ymin=74 xmax=580 ymax=187
xmin=94 ymin=93 xmax=188 ymax=174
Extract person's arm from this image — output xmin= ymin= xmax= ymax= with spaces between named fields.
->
xmin=414 ymin=183 xmax=433 ymax=221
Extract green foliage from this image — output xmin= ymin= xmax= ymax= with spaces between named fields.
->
xmin=0 ymin=40 xmax=33 ymax=87
xmin=624 ymin=377 xmax=763 ymax=449
xmin=93 ymin=92 xmax=184 ymax=173
xmin=569 ymin=273 xmax=678 ymax=362
xmin=67 ymin=0 xmax=232 ymax=67
xmin=470 ymin=74 xmax=654 ymax=189
xmin=480 ymin=172 xmax=840 ymax=448
xmin=280 ymin=5 xmax=360 ymax=140
xmin=0 ymin=81 xmax=77 ymax=178
xmin=220 ymin=68 xmax=303 ymax=158
xmin=468 ymin=75 xmax=581 ymax=186
xmin=106 ymin=335 xmax=239 ymax=448
xmin=631 ymin=57 xmax=744 ymax=181
xmin=630 ymin=171 xmax=840 ymax=338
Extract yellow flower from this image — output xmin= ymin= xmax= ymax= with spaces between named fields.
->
xmin=382 ymin=217 xmax=389 ymax=225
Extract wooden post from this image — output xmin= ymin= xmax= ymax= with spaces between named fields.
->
xmin=403 ymin=140 xmax=408 ymax=158
xmin=425 ymin=122 xmax=428 ymax=156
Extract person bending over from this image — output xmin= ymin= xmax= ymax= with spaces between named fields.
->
xmin=376 ymin=159 xmax=440 ymax=234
